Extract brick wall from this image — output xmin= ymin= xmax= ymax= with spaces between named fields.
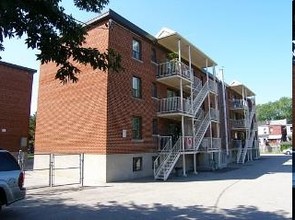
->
xmin=35 ymin=21 xmax=110 ymax=154
xmin=106 ymin=21 xmax=160 ymax=154
xmin=0 ymin=63 xmax=33 ymax=152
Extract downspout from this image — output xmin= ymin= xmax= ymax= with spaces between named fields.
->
xmin=206 ymin=60 xmax=214 ymax=164
xmin=206 ymin=59 xmax=212 ymax=150
xmin=213 ymin=65 xmax=221 ymax=167
xmin=220 ymin=68 xmax=229 ymax=155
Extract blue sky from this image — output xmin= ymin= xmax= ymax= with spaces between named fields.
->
xmin=1 ymin=0 xmax=291 ymax=114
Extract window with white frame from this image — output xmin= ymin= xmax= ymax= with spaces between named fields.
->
xmin=132 ymin=39 xmax=141 ymax=60
xmin=132 ymin=76 xmax=142 ymax=98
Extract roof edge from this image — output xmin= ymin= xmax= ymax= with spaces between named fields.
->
xmin=0 ymin=60 xmax=36 ymax=74
xmin=86 ymin=9 xmax=156 ymax=42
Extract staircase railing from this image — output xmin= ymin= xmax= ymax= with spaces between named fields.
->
xmin=237 ymin=104 xmax=256 ymax=164
xmin=154 ymin=137 xmax=182 ymax=180
xmin=239 ymin=129 xmax=256 ymax=163
xmin=193 ymin=112 xmax=210 ymax=151
xmin=192 ymin=81 xmax=209 ymax=116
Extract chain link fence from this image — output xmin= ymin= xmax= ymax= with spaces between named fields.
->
xmin=21 ymin=153 xmax=84 ymax=189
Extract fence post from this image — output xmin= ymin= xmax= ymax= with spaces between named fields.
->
xmin=49 ymin=154 xmax=54 ymax=187
xmin=80 ymin=153 xmax=84 ymax=187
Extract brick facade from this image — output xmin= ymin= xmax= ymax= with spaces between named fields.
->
xmin=35 ymin=21 xmax=109 ymax=154
xmin=0 ymin=61 xmax=35 ymax=152
xmin=34 ymin=10 xmax=258 ymax=182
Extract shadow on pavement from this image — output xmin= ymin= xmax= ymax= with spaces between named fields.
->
xmin=0 ymin=196 xmax=291 ymax=220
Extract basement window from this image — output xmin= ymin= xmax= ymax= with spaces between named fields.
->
xmin=133 ymin=157 xmax=142 ymax=172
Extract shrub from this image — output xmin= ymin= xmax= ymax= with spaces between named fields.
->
xmin=280 ymin=142 xmax=292 ymax=151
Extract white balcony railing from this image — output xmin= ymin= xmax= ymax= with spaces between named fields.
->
xmin=230 ymin=119 xmax=248 ymax=128
xmin=199 ymin=137 xmax=221 ymax=151
xmin=208 ymin=79 xmax=218 ymax=93
xmin=158 ymin=97 xmax=192 ymax=115
xmin=230 ymin=99 xmax=248 ymax=110
xmin=210 ymin=108 xmax=219 ymax=121
xmin=157 ymin=60 xmax=192 ymax=81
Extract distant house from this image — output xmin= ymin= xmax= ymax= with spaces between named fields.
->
xmin=258 ymin=119 xmax=289 ymax=152
xmin=0 ymin=61 xmax=35 ymax=155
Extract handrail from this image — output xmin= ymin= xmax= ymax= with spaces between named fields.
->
xmin=193 ymin=112 xmax=210 ymax=151
xmin=158 ymin=96 xmax=192 ymax=115
xmin=153 ymin=137 xmax=182 ymax=180
xmin=192 ymin=81 xmax=209 ymax=115
xmin=157 ymin=60 xmax=192 ymax=81
xmin=157 ymin=136 xmax=172 ymax=151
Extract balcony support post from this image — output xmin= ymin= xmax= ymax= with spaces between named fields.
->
xmin=181 ymin=115 xmax=186 ymax=177
xmin=193 ymin=153 xmax=198 ymax=174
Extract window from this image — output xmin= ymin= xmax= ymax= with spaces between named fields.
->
xmin=151 ymin=83 xmax=157 ymax=98
xmin=151 ymin=48 xmax=157 ymax=63
xmin=132 ymin=39 xmax=141 ymax=60
xmin=132 ymin=76 xmax=142 ymax=98
xmin=132 ymin=116 xmax=142 ymax=139
xmin=152 ymin=119 xmax=158 ymax=135
xmin=133 ymin=157 xmax=142 ymax=171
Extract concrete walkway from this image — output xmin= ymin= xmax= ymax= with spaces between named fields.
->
xmin=1 ymin=154 xmax=292 ymax=219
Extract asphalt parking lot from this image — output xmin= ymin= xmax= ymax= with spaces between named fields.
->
xmin=0 ymin=154 xmax=292 ymax=220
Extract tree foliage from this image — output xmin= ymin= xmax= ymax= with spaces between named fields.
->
xmin=256 ymin=97 xmax=292 ymax=123
xmin=28 ymin=113 xmax=36 ymax=149
xmin=0 ymin=0 xmax=122 ymax=83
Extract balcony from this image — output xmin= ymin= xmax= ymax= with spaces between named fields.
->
xmin=157 ymin=60 xmax=192 ymax=90
xmin=157 ymin=97 xmax=193 ymax=119
xmin=208 ymin=79 xmax=218 ymax=93
xmin=199 ymin=137 xmax=221 ymax=152
xmin=230 ymin=99 xmax=248 ymax=111
xmin=230 ymin=119 xmax=248 ymax=129
xmin=210 ymin=108 xmax=220 ymax=122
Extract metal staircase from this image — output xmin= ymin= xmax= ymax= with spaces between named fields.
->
xmin=154 ymin=77 xmax=217 ymax=180
xmin=192 ymin=81 xmax=209 ymax=116
xmin=193 ymin=112 xmax=210 ymax=151
xmin=154 ymin=138 xmax=182 ymax=180
xmin=237 ymin=106 xmax=256 ymax=164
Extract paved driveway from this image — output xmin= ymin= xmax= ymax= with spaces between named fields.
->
xmin=0 ymin=154 xmax=292 ymax=219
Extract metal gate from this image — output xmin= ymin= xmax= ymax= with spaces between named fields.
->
xmin=24 ymin=153 xmax=84 ymax=189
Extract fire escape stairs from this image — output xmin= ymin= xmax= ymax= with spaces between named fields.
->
xmin=237 ymin=107 xmax=255 ymax=164
xmin=154 ymin=81 xmax=210 ymax=181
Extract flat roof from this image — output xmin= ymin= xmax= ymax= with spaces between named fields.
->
xmin=0 ymin=60 xmax=36 ymax=74
xmin=86 ymin=9 xmax=156 ymax=42
xmin=229 ymin=80 xmax=255 ymax=97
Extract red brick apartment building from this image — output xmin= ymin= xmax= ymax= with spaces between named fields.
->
xmin=35 ymin=10 xmax=259 ymax=183
xmin=0 ymin=61 xmax=35 ymax=154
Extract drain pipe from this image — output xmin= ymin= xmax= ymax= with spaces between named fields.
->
xmin=220 ymin=68 xmax=229 ymax=155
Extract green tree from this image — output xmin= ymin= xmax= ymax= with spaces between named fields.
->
xmin=0 ymin=0 xmax=121 ymax=83
xmin=28 ymin=113 xmax=36 ymax=151
xmin=256 ymin=97 xmax=292 ymax=123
